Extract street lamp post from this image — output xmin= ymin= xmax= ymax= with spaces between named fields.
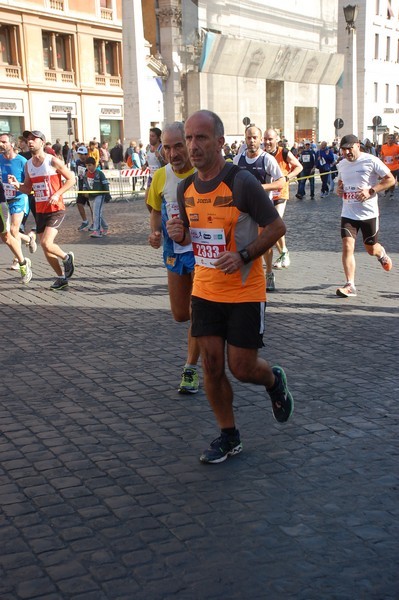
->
xmin=343 ymin=4 xmax=359 ymax=136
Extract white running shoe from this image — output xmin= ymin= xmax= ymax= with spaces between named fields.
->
xmin=10 ymin=258 xmax=20 ymax=270
xmin=336 ymin=283 xmax=357 ymax=298
xmin=27 ymin=232 xmax=37 ymax=254
xmin=280 ymin=251 xmax=290 ymax=268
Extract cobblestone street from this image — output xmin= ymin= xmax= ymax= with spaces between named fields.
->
xmin=0 ymin=187 xmax=398 ymax=600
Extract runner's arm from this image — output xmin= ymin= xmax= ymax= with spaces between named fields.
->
xmin=8 ymin=164 xmax=32 ymax=194
xmin=286 ymin=151 xmax=303 ymax=179
xmin=50 ymin=157 xmax=76 ymax=200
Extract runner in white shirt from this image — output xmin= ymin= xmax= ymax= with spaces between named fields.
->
xmin=336 ymin=134 xmax=395 ymax=298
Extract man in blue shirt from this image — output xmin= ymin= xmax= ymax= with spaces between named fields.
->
xmin=296 ymin=142 xmax=316 ymax=199
xmin=316 ymin=141 xmax=335 ymax=197
xmin=0 ymin=133 xmax=37 ymax=269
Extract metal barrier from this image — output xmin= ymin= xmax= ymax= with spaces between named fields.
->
xmin=63 ymin=168 xmax=150 ymax=204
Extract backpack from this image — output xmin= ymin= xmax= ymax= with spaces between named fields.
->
xmin=182 ymin=164 xmax=240 ymax=195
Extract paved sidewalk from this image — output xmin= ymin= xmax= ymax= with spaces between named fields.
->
xmin=0 ymin=189 xmax=398 ymax=600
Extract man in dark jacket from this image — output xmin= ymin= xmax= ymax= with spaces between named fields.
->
xmin=296 ymin=142 xmax=316 ymax=199
xmin=316 ymin=141 xmax=335 ymax=197
xmin=110 ymin=140 xmax=124 ymax=169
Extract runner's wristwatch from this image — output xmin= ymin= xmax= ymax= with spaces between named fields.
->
xmin=239 ymin=249 xmax=251 ymax=264
xmin=369 ymin=188 xmax=375 ymax=195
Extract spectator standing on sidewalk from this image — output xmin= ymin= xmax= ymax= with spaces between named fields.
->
xmin=88 ymin=141 xmax=100 ymax=167
xmin=83 ymin=157 xmax=110 ymax=239
xmin=296 ymin=142 xmax=316 ymax=199
xmin=99 ymin=141 xmax=110 ymax=170
xmin=110 ymin=139 xmax=124 ymax=169
xmin=316 ymin=141 xmax=335 ymax=197
xmin=75 ymin=146 xmax=93 ymax=231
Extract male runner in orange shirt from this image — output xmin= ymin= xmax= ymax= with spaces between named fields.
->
xmin=379 ymin=133 xmax=399 ymax=198
xmin=167 ymin=110 xmax=294 ymax=464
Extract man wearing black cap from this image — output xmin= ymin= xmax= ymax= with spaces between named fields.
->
xmin=336 ymin=134 xmax=395 ymax=298
xmin=8 ymin=130 xmax=76 ymax=290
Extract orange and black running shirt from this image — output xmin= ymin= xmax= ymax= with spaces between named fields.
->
xmin=380 ymin=143 xmax=399 ymax=172
xmin=177 ymin=163 xmax=279 ymax=303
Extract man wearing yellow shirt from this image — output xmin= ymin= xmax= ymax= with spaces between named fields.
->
xmin=147 ymin=122 xmax=200 ymax=394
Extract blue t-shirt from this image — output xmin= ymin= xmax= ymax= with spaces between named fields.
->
xmin=0 ymin=153 xmax=28 ymax=204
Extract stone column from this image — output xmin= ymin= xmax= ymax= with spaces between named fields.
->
xmin=122 ymin=0 xmax=148 ymax=144
xmin=156 ymin=0 xmax=183 ymax=123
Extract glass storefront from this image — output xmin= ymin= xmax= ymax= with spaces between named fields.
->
xmin=0 ymin=115 xmax=24 ymax=137
xmin=100 ymin=119 xmax=121 ymax=147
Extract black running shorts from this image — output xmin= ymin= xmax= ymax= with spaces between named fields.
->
xmin=35 ymin=210 xmax=66 ymax=234
xmin=191 ymin=296 xmax=266 ymax=349
xmin=340 ymin=216 xmax=379 ymax=245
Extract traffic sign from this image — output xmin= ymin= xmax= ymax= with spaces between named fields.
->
xmin=242 ymin=117 xmax=251 ymax=126
xmin=334 ymin=118 xmax=344 ymax=130
xmin=67 ymin=111 xmax=73 ymax=136
xmin=372 ymin=115 xmax=382 ymax=126
xmin=367 ymin=125 xmax=387 ymax=131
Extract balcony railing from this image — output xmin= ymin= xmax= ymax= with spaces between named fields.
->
xmin=49 ymin=0 xmax=64 ymax=10
xmin=44 ymin=70 xmax=75 ymax=84
xmin=1 ymin=65 xmax=22 ymax=79
xmin=101 ymin=7 xmax=113 ymax=20
xmin=95 ymin=74 xmax=121 ymax=87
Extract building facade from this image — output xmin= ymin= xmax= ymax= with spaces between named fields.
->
xmin=337 ymin=0 xmax=399 ymax=143
xmin=0 ymin=0 xmax=164 ymax=147
xmin=155 ymin=0 xmax=344 ymax=143
xmin=10 ymin=0 xmax=396 ymax=148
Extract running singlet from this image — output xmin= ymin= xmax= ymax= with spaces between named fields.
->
xmin=179 ymin=164 xmax=278 ymax=303
xmin=27 ymin=154 xmax=64 ymax=214
xmin=380 ymin=143 xmax=399 ymax=172
xmin=269 ymin=147 xmax=290 ymax=201
xmin=234 ymin=152 xmax=283 ymax=202
xmin=147 ymin=163 xmax=195 ymax=255
xmin=0 ymin=154 xmax=28 ymax=204
xmin=337 ymin=153 xmax=391 ymax=220
xmin=235 ymin=153 xmax=269 ymax=184
xmin=146 ymin=144 xmax=163 ymax=178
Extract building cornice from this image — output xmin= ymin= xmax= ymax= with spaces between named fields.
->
xmin=0 ymin=4 xmax=122 ymax=33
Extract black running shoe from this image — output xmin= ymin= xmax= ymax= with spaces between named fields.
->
xmin=200 ymin=431 xmax=242 ymax=464
xmin=268 ymin=366 xmax=294 ymax=423
xmin=50 ymin=277 xmax=69 ymax=291
xmin=63 ymin=252 xmax=75 ymax=279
